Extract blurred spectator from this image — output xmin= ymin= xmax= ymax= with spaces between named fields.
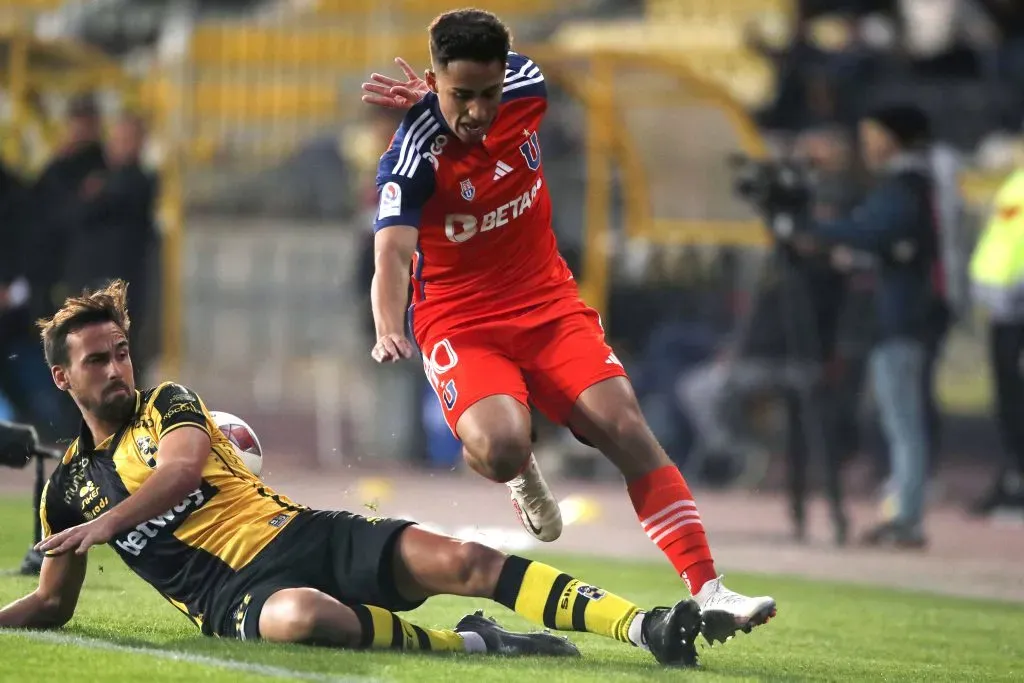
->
xmin=975 ymin=0 xmax=1024 ymax=127
xmin=799 ymin=104 xmax=938 ymax=548
xmin=968 ymin=167 xmax=1024 ymax=517
xmin=750 ymin=14 xmax=877 ymax=134
xmin=799 ymin=0 xmax=896 ymax=19
xmin=62 ymin=112 xmax=160 ymax=381
xmin=861 ymin=139 xmax=965 ymax=488
xmin=25 ymin=93 xmax=106 ymax=323
xmin=898 ymin=0 xmax=984 ymax=78
xmin=0 ymin=160 xmax=70 ymax=444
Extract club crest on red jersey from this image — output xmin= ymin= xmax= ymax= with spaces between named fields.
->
xmin=519 ymin=130 xmax=542 ymax=171
xmin=442 ymin=379 xmax=458 ymax=410
xmin=459 ymin=179 xmax=476 ymax=201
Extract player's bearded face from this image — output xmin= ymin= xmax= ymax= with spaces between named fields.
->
xmin=60 ymin=322 xmax=137 ymax=423
xmin=429 ymin=59 xmax=505 ymax=144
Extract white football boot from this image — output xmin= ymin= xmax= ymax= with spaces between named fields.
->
xmin=507 ymin=454 xmax=563 ymax=542
xmin=694 ymin=576 xmax=777 ymax=645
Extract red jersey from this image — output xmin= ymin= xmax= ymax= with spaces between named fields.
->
xmin=373 ymin=52 xmax=576 ymax=343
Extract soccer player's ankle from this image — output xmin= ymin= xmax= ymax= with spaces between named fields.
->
xmin=682 ymin=561 xmax=718 ymax=596
xmin=457 ymin=630 xmax=488 ymax=653
xmin=505 ymin=452 xmax=536 ymax=486
xmin=627 ymin=611 xmax=649 ymax=650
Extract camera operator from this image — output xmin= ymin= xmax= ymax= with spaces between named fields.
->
xmin=686 ymin=133 xmax=857 ymax=544
xmin=792 ymin=104 xmax=938 ymax=549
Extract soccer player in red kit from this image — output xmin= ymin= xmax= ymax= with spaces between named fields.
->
xmin=364 ymin=9 xmax=776 ymax=645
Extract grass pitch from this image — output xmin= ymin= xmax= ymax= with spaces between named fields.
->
xmin=0 ymin=496 xmax=1021 ymax=682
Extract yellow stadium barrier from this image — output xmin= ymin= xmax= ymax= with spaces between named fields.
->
xmin=189 ymin=26 xmax=429 ymax=69
xmin=1 ymin=0 xmax=65 ymax=8
xmin=646 ymin=0 xmax=794 ymax=21
xmin=0 ymin=32 xmax=127 ymax=168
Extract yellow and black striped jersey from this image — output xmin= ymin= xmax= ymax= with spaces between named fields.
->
xmin=40 ymin=381 xmax=307 ymax=632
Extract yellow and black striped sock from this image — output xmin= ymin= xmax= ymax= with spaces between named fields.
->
xmin=350 ymin=604 xmax=469 ymax=652
xmin=493 ymin=556 xmax=641 ymax=644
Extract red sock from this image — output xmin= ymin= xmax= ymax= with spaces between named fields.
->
xmin=627 ymin=465 xmax=717 ymax=595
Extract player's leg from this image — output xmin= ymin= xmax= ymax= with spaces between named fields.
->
xmin=219 ymin=519 xmax=577 ymax=657
xmin=421 ymin=331 xmax=561 ymax=541
xmin=391 ymin=524 xmax=700 ymax=666
xmin=230 ymin=584 xmax=571 ymax=656
xmin=523 ymin=304 xmax=776 ymax=644
xmin=455 ymin=396 xmax=562 ymax=541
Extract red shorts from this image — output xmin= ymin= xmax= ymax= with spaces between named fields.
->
xmin=416 ymin=298 xmax=628 ymax=437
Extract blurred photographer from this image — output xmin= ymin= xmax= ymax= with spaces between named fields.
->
xmin=681 ymin=133 xmax=857 ymax=544
xmin=793 ymin=104 xmax=939 ymax=548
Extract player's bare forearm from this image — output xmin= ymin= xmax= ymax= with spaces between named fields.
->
xmin=0 ymin=592 xmax=68 ymax=629
xmin=100 ymin=462 xmax=199 ymax=533
xmin=100 ymin=426 xmax=210 ymax=534
xmin=371 ymin=261 xmax=410 ymax=337
xmin=371 ymin=226 xmax=418 ymax=337
xmin=0 ymin=553 xmax=86 ymax=629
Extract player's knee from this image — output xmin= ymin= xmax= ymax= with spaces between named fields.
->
xmin=463 ymin=431 xmax=532 ymax=483
xmin=448 ymin=541 xmax=506 ymax=596
xmin=261 ymin=588 xmax=359 ymax=646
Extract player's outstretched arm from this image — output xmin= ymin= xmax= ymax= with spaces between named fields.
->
xmin=361 ymin=57 xmax=428 ymax=111
xmin=0 ymin=552 xmax=87 ymax=629
xmin=35 ymin=425 xmax=210 ymax=557
xmin=371 ymin=225 xmax=418 ymax=363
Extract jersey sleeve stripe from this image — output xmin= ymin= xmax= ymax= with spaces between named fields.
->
xmin=505 ymin=59 xmax=540 ymax=84
xmin=159 ymin=421 xmax=211 ymax=439
xmin=510 ymin=64 xmax=541 ymax=80
xmin=504 ymin=74 xmax=545 ymax=93
xmin=392 ymin=109 xmax=434 ymax=176
xmin=39 ymin=481 xmax=52 ymax=538
xmin=400 ymin=122 xmax=441 ymax=179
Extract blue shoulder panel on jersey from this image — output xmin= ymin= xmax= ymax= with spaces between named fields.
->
xmin=502 ymin=51 xmax=547 ymax=102
xmin=374 ymin=99 xmax=441 ymax=232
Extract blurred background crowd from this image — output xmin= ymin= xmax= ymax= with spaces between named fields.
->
xmin=1 ymin=0 xmax=1023 ymax=546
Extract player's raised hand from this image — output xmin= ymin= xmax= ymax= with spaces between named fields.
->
xmin=372 ymin=333 xmax=415 ymax=363
xmin=361 ymin=57 xmax=429 ymax=111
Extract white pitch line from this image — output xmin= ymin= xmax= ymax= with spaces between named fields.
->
xmin=0 ymin=629 xmax=382 ymax=683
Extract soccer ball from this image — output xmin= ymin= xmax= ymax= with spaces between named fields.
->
xmin=210 ymin=410 xmax=263 ymax=478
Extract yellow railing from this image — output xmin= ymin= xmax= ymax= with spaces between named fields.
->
xmin=647 ymin=0 xmax=794 ymax=20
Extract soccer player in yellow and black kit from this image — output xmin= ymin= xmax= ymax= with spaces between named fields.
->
xmin=0 ymin=280 xmax=703 ymax=666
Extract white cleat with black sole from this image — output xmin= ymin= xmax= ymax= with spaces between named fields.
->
xmin=694 ymin=576 xmax=777 ymax=645
xmin=507 ymin=454 xmax=563 ymax=542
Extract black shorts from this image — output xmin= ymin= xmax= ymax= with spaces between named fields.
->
xmin=211 ymin=509 xmax=421 ymax=640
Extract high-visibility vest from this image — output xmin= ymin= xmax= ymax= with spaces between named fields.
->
xmin=970 ymin=169 xmax=1024 ymax=322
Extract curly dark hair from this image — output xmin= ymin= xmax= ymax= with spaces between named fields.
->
xmin=429 ymin=8 xmax=511 ymax=69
